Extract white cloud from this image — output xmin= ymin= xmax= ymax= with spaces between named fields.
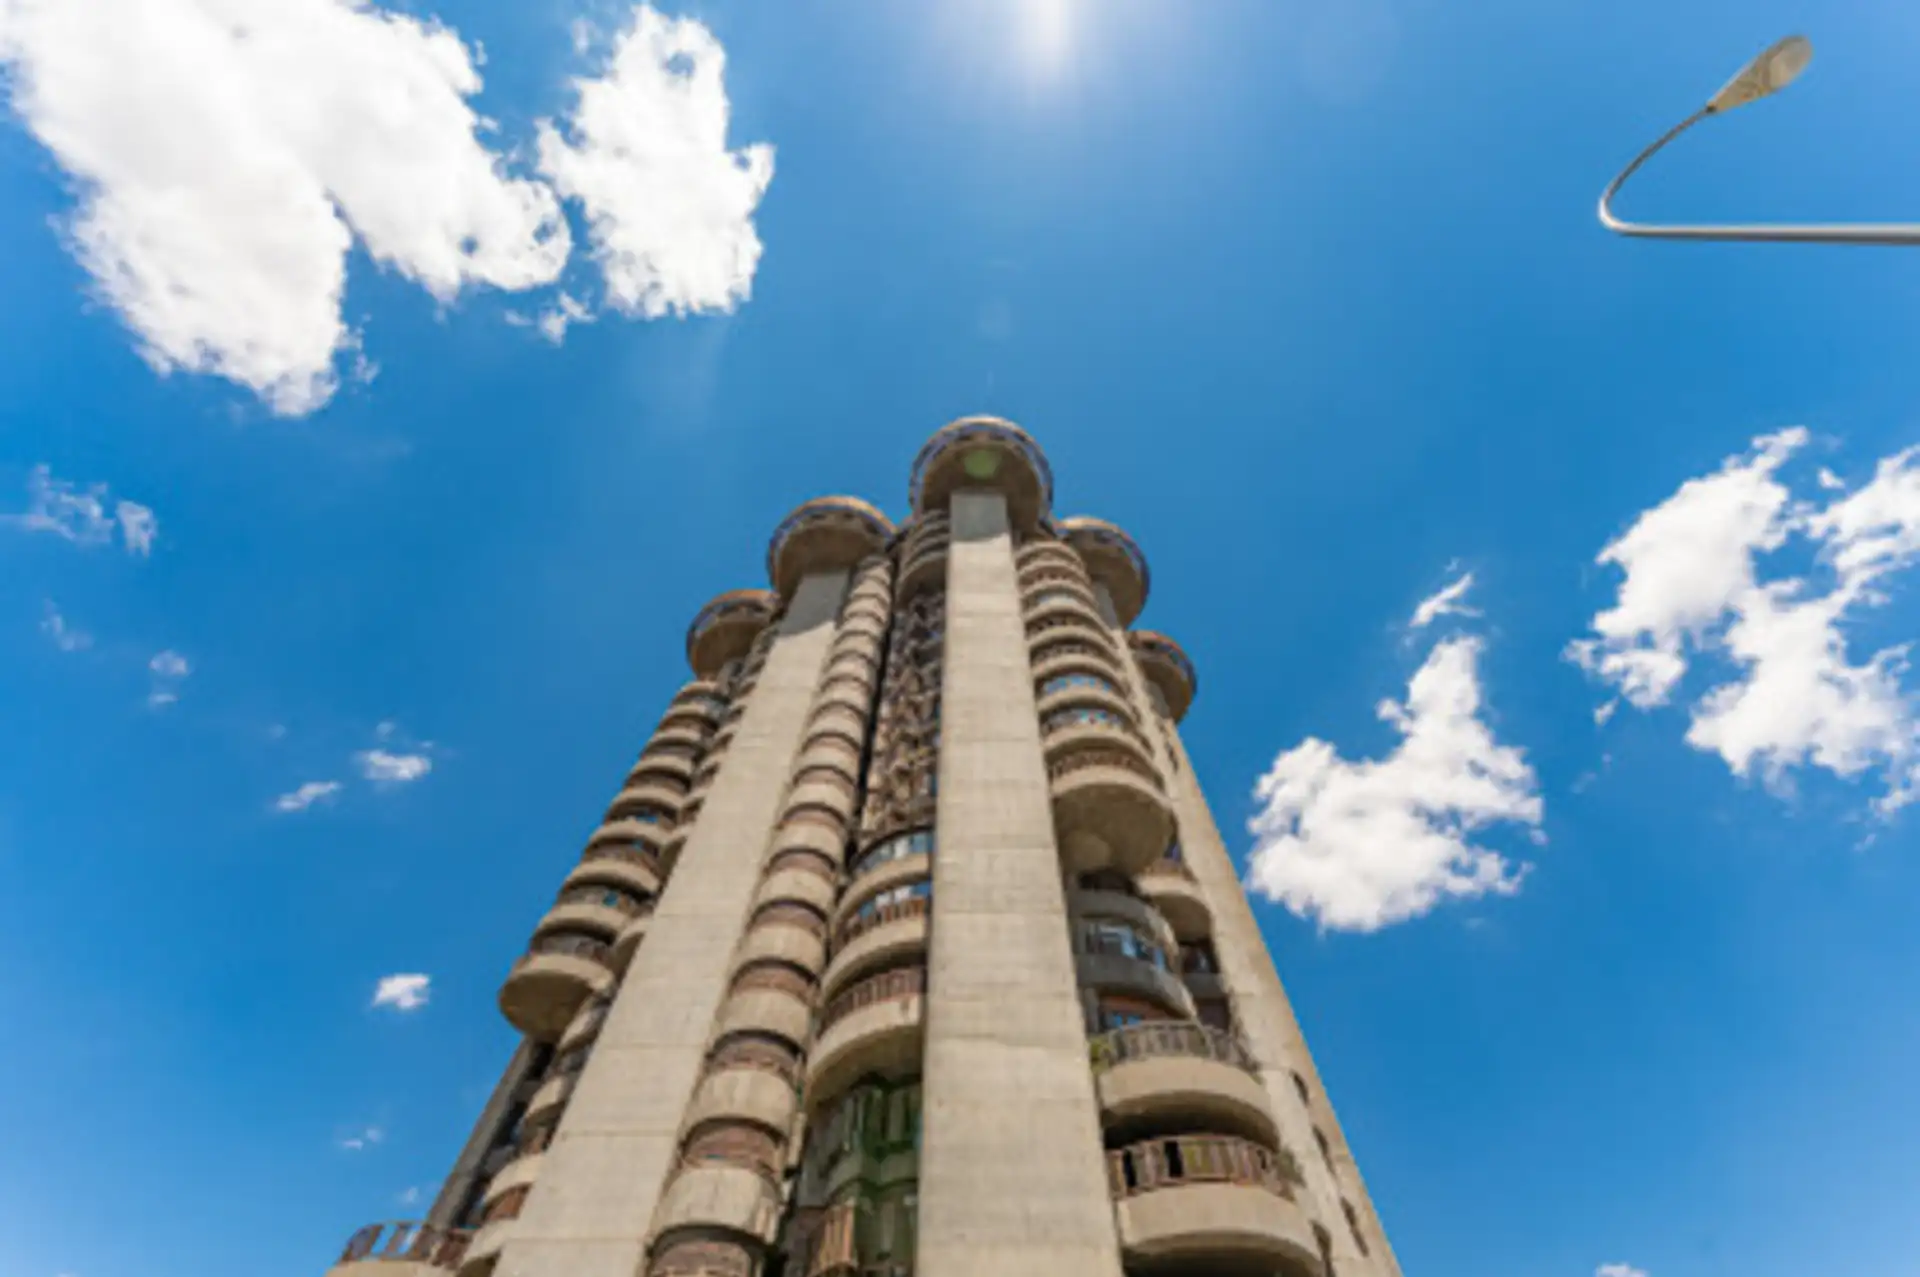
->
xmin=356 ymin=748 xmax=432 ymax=783
xmin=1570 ymin=430 xmax=1920 ymax=814
xmin=537 ymin=291 xmax=593 ymax=343
xmin=147 ymin=648 xmax=190 ymax=708
xmin=115 ymin=501 xmax=157 ymax=555
xmin=0 ymin=0 xmax=570 ymax=414
xmin=537 ymin=5 xmax=774 ymax=320
xmin=39 ymin=600 xmax=91 ymax=652
xmin=3 ymin=465 xmax=155 ymax=553
xmin=1597 ymin=1265 xmax=1648 ymax=1277
xmin=1247 ymin=634 xmax=1544 ymax=932
xmin=1410 ymin=571 xmax=1480 ymax=629
xmin=398 ymin=1186 xmax=423 ymax=1206
xmin=274 ymin=780 xmax=341 ymax=813
xmin=338 ymin=1125 xmax=384 ymax=1152
xmin=372 ymin=972 xmax=431 ymax=1011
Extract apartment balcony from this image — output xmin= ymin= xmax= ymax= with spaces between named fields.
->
xmin=898 ymin=535 xmax=949 ymax=599
xmin=822 ymin=894 xmax=930 ymax=1001
xmin=685 ymin=1062 xmax=800 ymax=1138
xmin=499 ymin=933 xmax=614 ymax=1040
xmin=564 ymin=843 xmax=663 ymax=902
xmin=1106 ymin=1135 xmax=1319 ymax=1276
xmin=806 ymin=965 xmax=927 ymax=1107
xmin=611 ymin=909 xmax=651 ymax=973
xmin=1090 ymin=1023 xmax=1277 ymax=1147
xmin=1138 ymin=857 xmax=1210 ymax=941
xmin=1047 ymin=749 xmax=1176 ymax=877
xmin=606 ymin=778 xmax=684 ymax=824
xmin=329 ymin=1222 xmax=471 ymax=1277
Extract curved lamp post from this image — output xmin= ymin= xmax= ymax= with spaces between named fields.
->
xmin=1599 ymin=35 xmax=1920 ymax=244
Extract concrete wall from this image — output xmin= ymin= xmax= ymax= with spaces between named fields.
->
xmin=428 ymin=1039 xmax=540 ymax=1229
xmin=915 ymin=491 xmax=1125 ymax=1277
xmin=496 ymin=570 xmax=851 ymax=1277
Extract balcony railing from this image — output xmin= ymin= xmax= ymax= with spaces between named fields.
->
xmin=518 ymin=933 xmax=612 ymax=968
xmin=818 ymin=966 xmax=926 ymax=1034
xmin=1106 ymin=1134 xmax=1303 ymax=1200
xmin=580 ymin=841 xmax=662 ymax=875
xmin=837 ymin=894 xmax=930 ymax=948
xmin=1047 ymin=748 xmax=1157 ymax=784
xmin=1088 ymin=1021 xmax=1256 ymax=1075
xmin=553 ymin=884 xmax=648 ymax=915
xmin=337 ymin=1221 xmax=471 ymax=1268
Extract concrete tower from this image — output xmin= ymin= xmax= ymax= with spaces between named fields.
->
xmin=325 ymin=418 xmax=1401 ymax=1277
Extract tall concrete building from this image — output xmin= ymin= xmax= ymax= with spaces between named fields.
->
xmin=327 ymin=418 xmax=1400 ymax=1277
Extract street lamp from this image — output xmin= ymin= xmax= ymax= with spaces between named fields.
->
xmin=1598 ymin=35 xmax=1920 ymax=244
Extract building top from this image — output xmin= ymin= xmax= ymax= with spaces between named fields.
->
xmin=1129 ymin=629 xmax=1197 ymax=721
xmin=1059 ymin=515 xmax=1151 ymax=627
xmin=908 ymin=415 xmax=1054 ymax=534
xmin=766 ymin=496 xmax=895 ymax=601
xmin=685 ymin=588 xmax=778 ymax=678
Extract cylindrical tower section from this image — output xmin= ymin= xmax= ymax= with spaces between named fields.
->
xmin=643 ymin=510 xmax=895 ymax=1277
xmin=908 ymin=418 xmax=1127 ymax=1277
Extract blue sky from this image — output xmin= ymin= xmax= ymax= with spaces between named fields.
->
xmin=3 ymin=2 xmax=1919 ymax=1276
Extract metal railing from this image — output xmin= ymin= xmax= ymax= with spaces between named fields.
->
xmin=580 ymin=840 xmax=662 ymax=874
xmin=818 ymin=966 xmax=926 ymax=1034
xmin=1106 ymin=1134 xmax=1303 ymax=1200
xmin=837 ymin=893 xmax=930 ymax=947
xmin=1088 ymin=1021 xmax=1257 ymax=1075
xmin=519 ymin=933 xmax=612 ymax=967
xmin=337 ymin=1221 xmax=472 ymax=1268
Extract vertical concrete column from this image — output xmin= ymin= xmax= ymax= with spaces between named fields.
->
xmin=428 ymin=1039 xmax=541 ymax=1229
xmin=1156 ymin=722 xmax=1403 ymax=1277
xmin=916 ymin=491 xmax=1124 ymax=1277
xmin=498 ymin=571 xmax=851 ymax=1277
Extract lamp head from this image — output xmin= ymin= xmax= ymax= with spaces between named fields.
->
xmin=1707 ymin=35 xmax=1812 ymax=113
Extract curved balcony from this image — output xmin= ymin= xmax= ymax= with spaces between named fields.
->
xmin=898 ymin=538 xmax=949 ymax=600
xmin=1035 ymin=682 xmax=1140 ymax=736
xmin=754 ymin=865 xmax=838 ymax=919
xmin=480 ymin=1138 xmax=548 ymax=1214
xmin=586 ymin=815 xmax=669 ymax=857
xmin=767 ymin=496 xmax=895 ymax=601
xmin=836 ymin=849 xmax=932 ymax=922
xmin=1139 ymin=857 xmax=1210 ymax=941
xmin=1048 ymin=751 xmax=1177 ymax=877
xmin=500 ymin=934 xmax=614 ymax=1040
xmin=535 ymin=889 xmax=643 ymax=945
xmin=522 ymin=1068 xmax=578 ymax=1129
xmin=798 ymin=730 xmax=863 ymax=780
xmin=1015 ymin=539 xmax=1083 ymax=573
xmin=1068 ymin=888 xmax=1177 ymax=953
xmin=806 ymin=966 xmax=927 ymax=1107
xmin=1060 ymin=515 xmax=1150 ymax=627
xmin=607 ymin=779 xmax=684 ymax=823
xmin=557 ymin=993 xmax=611 ymax=1055
xmin=735 ymin=918 xmax=828 ymax=981
xmin=686 ymin=588 xmax=778 ymax=679
xmin=1106 ymin=1136 xmax=1316 ymax=1275
xmin=715 ymin=986 xmax=813 ymax=1051
xmin=909 ymin=415 xmax=1053 ymax=533
xmin=785 ymin=775 xmax=858 ymax=825
xmin=1077 ymin=950 xmax=1193 ymax=1021
xmin=565 ymin=844 xmax=663 ymax=901
xmin=1031 ymin=644 xmax=1126 ymax=692
xmin=823 ymin=895 xmax=930 ymax=1001
xmin=1090 ymin=1023 xmax=1276 ymax=1146
xmin=455 ymin=1207 xmax=518 ymax=1277
xmin=685 ymin=1064 xmax=800 ymax=1138
xmin=331 ymin=1222 xmax=472 ymax=1276
xmin=653 ymin=1164 xmax=783 ymax=1244
xmin=807 ymin=701 xmax=867 ymax=745
xmin=1129 ymin=629 xmax=1198 ymax=722
xmin=625 ymin=750 xmax=697 ymax=790
xmin=1024 ymin=591 xmax=1112 ymax=640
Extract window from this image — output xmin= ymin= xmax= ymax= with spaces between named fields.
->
xmin=1164 ymin=841 xmax=1185 ymax=863
xmin=853 ymin=880 xmax=932 ymax=923
xmin=848 ymin=828 xmax=935 ymax=878
xmin=1084 ymin=920 xmax=1168 ymax=970
xmin=1100 ymin=1006 xmax=1146 ymax=1031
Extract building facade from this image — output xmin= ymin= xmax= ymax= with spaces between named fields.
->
xmin=326 ymin=418 xmax=1401 ymax=1277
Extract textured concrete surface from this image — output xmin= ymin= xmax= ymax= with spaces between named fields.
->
xmin=495 ymin=570 xmax=849 ymax=1277
xmin=429 ymin=1038 xmax=538 ymax=1228
xmin=916 ymin=491 xmax=1126 ymax=1277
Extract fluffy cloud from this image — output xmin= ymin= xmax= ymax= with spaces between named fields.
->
xmin=356 ymin=748 xmax=431 ymax=783
xmin=539 ymin=5 xmax=774 ymax=319
xmin=2 ymin=465 xmax=155 ymax=554
xmin=1596 ymin=1266 xmax=1648 ymax=1277
xmin=146 ymin=649 xmax=190 ymax=708
xmin=39 ymin=600 xmax=90 ymax=652
xmin=0 ymin=0 xmax=569 ymax=414
xmin=1570 ymin=430 xmax=1920 ymax=813
xmin=274 ymin=780 xmax=342 ymax=813
xmin=1247 ymin=633 xmax=1544 ymax=932
xmin=0 ymin=1 xmax=775 ymax=411
xmin=1410 ymin=571 xmax=1481 ymax=629
xmin=371 ymin=972 xmax=431 ymax=1011
xmin=338 ymin=1125 xmax=384 ymax=1152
